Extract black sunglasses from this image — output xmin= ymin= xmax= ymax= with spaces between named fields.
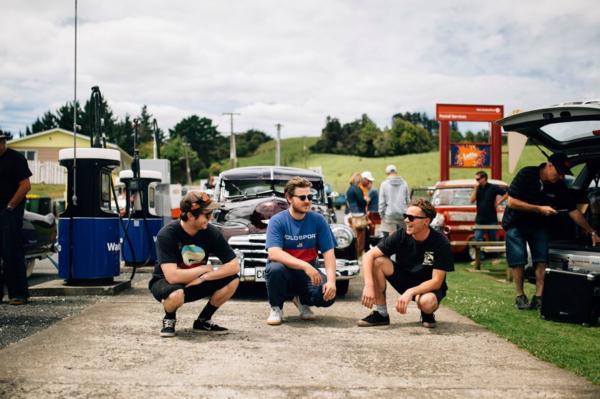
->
xmin=293 ymin=194 xmax=314 ymax=201
xmin=403 ymin=213 xmax=428 ymax=222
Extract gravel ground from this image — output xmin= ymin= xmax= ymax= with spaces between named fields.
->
xmin=0 ymin=296 xmax=102 ymax=349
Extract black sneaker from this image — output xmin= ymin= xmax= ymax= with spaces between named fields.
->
xmin=160 ymin=318 xmax=176 ymax=337
xmin=357 ymin=311 xmax=390 ymax=327
xmin=515 ymin=294 xmax=529 ymax=310
xmin=193 ymin=318 xmax=228 ymax=333
xmin=420 ymin=311 xmax=436 ymax=328
xmin=529 ymin=295 xmax=542 ymax=310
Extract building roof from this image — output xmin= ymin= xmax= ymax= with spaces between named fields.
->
xmin=8 ymin=128 xmax=132 ymax=163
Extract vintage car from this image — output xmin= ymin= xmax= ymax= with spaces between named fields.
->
xmin=426 ymin=179 xmax=508 ymax=258
xmin=208 ymin=166 xmax=360 ymax=296
xmin=497 ymin=100 xmax=600 ymax=275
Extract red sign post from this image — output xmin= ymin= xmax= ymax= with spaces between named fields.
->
xmin=436 ymin=103 xmax=504 ymax=181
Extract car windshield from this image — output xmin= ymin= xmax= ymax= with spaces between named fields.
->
xmin=431 ymin=187 xmax=472 ymax=206
xmin=221 ymin=180 xmax=323 ymax=203
xmin=540 ymin=120 xmax=600 ymax=143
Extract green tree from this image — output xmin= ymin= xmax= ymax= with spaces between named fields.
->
xmin=161 ymin=136 xmax=202 ymax=183
xmin=236 ymin=129 xmax=272 ymax=157
xmin=31 ymin=111 xmax=59 ymax=133
xmin=169 ymin=115 xmax=226 ymax=170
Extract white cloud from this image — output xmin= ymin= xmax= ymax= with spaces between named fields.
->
xmin=1 ymin=0 xmax=599 ymax=137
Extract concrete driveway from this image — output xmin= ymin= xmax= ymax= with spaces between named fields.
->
xmin=0 ymin=273 xmax=599 ymax=399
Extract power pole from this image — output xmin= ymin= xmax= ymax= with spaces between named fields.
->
xmin=275 ymin=123 xmax=282 ymax=166
xmin=223 ymin=112 xmax=240 ymax=168
xmin=183 ymin=139 xmax=192 ymax=185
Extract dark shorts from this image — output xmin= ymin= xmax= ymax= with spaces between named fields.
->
xmin=149 ymin=274 xmax=239 ymax=303
xmin=385 ymin=262 xmax=446 ymax=303
xmin=505 ymin=227 xmax=548 ymax=267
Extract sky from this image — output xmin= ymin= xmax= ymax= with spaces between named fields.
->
xmin=1 ymin=1 xmax=599 ymax=139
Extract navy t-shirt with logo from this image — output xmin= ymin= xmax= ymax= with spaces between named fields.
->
xmin=377 ymin=228 xmax=454 ymax=291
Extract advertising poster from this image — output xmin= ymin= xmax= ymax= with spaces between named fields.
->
xmin=451 ymin=143 xmax=491 ymax=168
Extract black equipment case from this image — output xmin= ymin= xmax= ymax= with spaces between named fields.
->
xmin=541 ymin=269 xmax=600 ymax=326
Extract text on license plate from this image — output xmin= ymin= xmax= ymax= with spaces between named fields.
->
xmin=255 ymin=267 xmax=266 ymax=282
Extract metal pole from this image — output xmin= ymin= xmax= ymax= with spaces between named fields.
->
xmin=72 ymin=0 xmax=78 ymax=206
xmin=223 ymin=112 xmax=240 ymax=168
xmin=275 ymin=123 xmax=282 ymax=166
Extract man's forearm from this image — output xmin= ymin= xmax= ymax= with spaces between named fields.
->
xmin=507 ymin=196 xmax=541 ymax=213
xmin=570 ymin=210 xmax=595 ymax=234
xmin=268 ymin=248 xmax=310 ymax=271
xmin=323 ymin=251 xmax=337 ymax=282
xmin=203 ymin=258 xmax=240 ymax=281
xmin=8 ymin=179 xmax=31 ymax=208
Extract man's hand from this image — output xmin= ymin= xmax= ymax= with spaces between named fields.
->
xmin=395 ymin=291 xmax=413 ymax=314
xmin=590 ymin=232 xmax=600 ymax=247
xmin=322 ymin=281 xmax=336 ymax=301
xmin=305 ymin=266 xmax=322 ymax=286
xmin=538 ymin=206 xmax=558 ymax=216
xmin=361 ymin=284 xmax=376 ymax=309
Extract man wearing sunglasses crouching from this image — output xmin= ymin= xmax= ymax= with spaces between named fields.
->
xmin=265 ymin=176 xmax=337 ymax=325
xmin=357 ymin=198 xmax=453 ymax=328
xmin=149 ymin=191 xmax=240 ymax=337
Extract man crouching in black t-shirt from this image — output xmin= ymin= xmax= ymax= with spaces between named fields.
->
xmin=149 ymin=191 xmax=240 ymax=337
xmin=357 ymin=199 xmax=454 ymax=328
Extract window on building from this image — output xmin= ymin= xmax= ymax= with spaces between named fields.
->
xmin=18 ymin=150 xmax=37 ymax=161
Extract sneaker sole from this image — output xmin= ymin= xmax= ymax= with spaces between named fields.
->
xmin=422 ymin=322 xmax=436 ymax=328
xmin=267 ymin=319 xmax=283 ymax=326
xmin=160 ymin=332 xmax=175 ymax=337
xmin=193 ymin=328 xmax=229 ymax=334
xmin=356 ymin=320 xmax=390 ymax=327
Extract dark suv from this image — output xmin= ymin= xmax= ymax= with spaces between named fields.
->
xmin=498 ymin=101 xmax=600 ymax=274
xmin=208 ymin=166 xmax=360 ymax=296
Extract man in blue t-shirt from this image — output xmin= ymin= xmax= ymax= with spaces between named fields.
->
xmin=265 ymin=176 xmax=337 ymax=325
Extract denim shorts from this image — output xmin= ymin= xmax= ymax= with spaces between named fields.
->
xmin=505 ymin=227 xmax=548 ymax=268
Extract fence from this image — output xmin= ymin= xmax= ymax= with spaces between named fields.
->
xmin=28 ymin=161 xmax=67 ymax=184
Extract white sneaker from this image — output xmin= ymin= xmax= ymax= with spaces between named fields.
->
xmin=267 ymin=306 xmax=283 ymax=325
xmin=292 ymin=296 xmax=316 ymax=321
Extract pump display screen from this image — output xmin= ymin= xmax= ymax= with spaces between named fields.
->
xmin=100 ymin=172 xmax=112 ymax=211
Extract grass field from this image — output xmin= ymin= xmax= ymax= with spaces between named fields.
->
xmin=233 ymin=138 xmax=558 ymax=194
xmin=446 ymin=260 xmax=600 ymax=385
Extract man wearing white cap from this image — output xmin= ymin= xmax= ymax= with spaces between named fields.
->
xmin=379 ymin=165 xmax=410 ymax=237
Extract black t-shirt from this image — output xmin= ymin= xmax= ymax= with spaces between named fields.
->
xmin=0 ymin=148 xmax=32 ymax=207
xmin=377 ymin=228 xmax=454 ymax=291
xmin=475 ymin=183 xmax=506 ymax=224
xmin=502 ymin=165 xmax=576 ymax=231
xmin=153 ymin=220 xmax=236 ymax=280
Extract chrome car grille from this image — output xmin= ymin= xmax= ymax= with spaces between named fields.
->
xmin=229 ymin=234 xmax=268 ymax=269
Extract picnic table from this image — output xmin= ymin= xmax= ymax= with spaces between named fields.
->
xmin=450 ymin=240 xmax=506 ymax=270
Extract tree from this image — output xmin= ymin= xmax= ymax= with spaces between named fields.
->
xmin=236 ymin=129 xmax=272 ymax=157
xmin=168 ymin=115 xmax=226 ymax=170
xmin=161 ymin=136 xmax=203 ymax=183
xmin=311 ymin=116 xmax=343 ymax=153
xmin=31 ymin=111 xmax=59 ymax=134
xmin=0 ymin=128 xmax=13 ymax=140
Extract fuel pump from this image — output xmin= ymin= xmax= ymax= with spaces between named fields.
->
xmin=58 ymin=148 xmax=121 ymax=282
xmin=119 ymin=169 xmax=163 ymax=265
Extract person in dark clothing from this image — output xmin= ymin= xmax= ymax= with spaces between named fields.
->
xmin=0 ymin=133 xmax=32 ymax=305
xmin=149 ymin=191 xmax=240 ymax=337
xmin=358 ymin=198 xmax=454 ymax=329
xmin=503 ymin=153 xmax=600 ymax=310
xmin=469 ymin=171 xmax=507 ymax=255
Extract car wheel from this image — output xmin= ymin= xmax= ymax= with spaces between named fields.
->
xmin=336 ymin=280 xmax=349 ymax=297
xmin=26 ymin=259 xmax=36 ymax=278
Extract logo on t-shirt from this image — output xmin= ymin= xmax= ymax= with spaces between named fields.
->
xmin=423 ymin=251 xmax=434 ymax=266
xmin=179 ymin=244 xmax=206 ymax=269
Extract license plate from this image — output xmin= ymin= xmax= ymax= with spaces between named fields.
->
xmin=255 ymin=267 xmax=266 ymax=282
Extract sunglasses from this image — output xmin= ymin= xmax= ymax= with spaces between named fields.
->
xmin=403 ymin=213 xmax=428 ymax=222
xmin=293 ymin=194 xmax=314 ymax=201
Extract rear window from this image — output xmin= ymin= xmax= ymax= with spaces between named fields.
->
xmin=541 ymin=120 xmax=600 ymax=143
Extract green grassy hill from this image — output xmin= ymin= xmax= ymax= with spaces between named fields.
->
xmin=231 ymin=138 xmax=554 ymax=194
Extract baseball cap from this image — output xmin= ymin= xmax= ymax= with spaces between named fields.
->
xmin=547 ymin=152 xmax=573 ymax=176
xmin=385 ymin=164 xmax=396 ymax=174
xmin=180 ymin=191 xmax=220 ymax=214
xmin=0 ymin=132 xmax=8 ymax=140
xmin=361 ymin=171 xmax=375 ymax=182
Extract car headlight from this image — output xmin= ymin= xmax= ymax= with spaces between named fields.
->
xmin=430 ymin=213 xmax=445 ymax=229
xmin=330 ymin=224 xmax=354 ymax=249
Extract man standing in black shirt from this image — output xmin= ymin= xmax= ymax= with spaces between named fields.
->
xmin=0 ymin=132 xmax=32 ymax=305
xmin=357 ymin=199 xmax=454 ymax=328
xmin=149 ymin=191 xmax=239 ymax=337
xmin=469 ymin=171 xmax=507 ymax=246
xmin=503 ymin=153 xmax=600 ymax=310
